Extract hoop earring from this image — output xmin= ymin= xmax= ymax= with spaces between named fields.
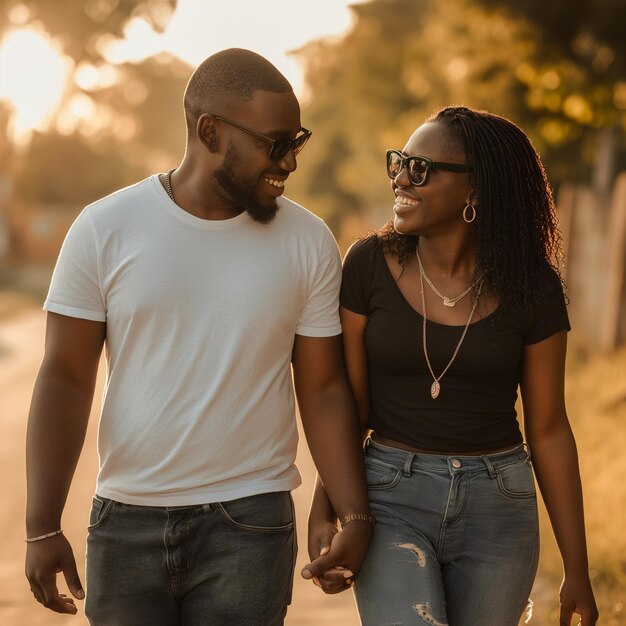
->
xmin=463 ymin=204 xmax=476 ymax=223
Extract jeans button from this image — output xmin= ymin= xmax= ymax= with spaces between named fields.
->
xmin=451 ymin=459 xmax=462 ymax=469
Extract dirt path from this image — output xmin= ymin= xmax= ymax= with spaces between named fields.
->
xmin=0 ymin=306 xmax=359 ymax=625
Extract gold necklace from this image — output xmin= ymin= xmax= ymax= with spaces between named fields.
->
xmin=419 ymin=253 xmax=483 ymax=399
xmin=416 ymin=247 xmax=482 ymax=307
xmin=163 ymin=168 xmax=176 ymax=201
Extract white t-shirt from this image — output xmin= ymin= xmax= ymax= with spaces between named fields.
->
xmin=44 ymin=175 xmax=342 ymax=505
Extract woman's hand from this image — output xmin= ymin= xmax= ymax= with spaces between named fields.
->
xmin=559 ymin=573 xmax=599 ymax=625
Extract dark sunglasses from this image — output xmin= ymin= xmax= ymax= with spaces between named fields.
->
xmin=212 ymin=114 xmax=312 ymax=161
xmin=386 ymin=149 xmax=471 ymax=186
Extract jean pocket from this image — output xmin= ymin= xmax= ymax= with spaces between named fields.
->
xmin=496 ymin=460 xmax=536 ymax=499
xmin=364 ymin=456 xmax=402 ymax=490
xmin=87 ymin=496 xmax=114 ymax=530
xmin=216 ymin=492 xmax=295 ymax=534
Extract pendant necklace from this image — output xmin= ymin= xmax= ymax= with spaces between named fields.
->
xmin=417 ymin=246 xmax=483 ymax=399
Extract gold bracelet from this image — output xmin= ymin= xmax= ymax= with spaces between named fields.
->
xmin=25 ymin=529 xmax=63 ymax=543
xmin=340 ymin=513 xmax=376 ymax=528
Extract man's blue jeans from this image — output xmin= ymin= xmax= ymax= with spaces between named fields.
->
xmin=85 ymin=491 xmax=297 ymax=625
xmin=354 ymin=438 xmax=539 ymax=626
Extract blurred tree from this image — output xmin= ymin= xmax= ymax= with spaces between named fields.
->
xmin=14 ymin=130 xmax=144 ymax=206
xmin=0 ymin=103 xmax=13 ymax=259
xmin=0 ymin=0 xmax=175 ymax=61
xmin=477 ymin=0 xmax=626 ymax=193
xmin=290 ymin=0 xmax=626 ymax=231
xmin=13 ymin=54 xmax=190 ymax=210
xmin=1 ymin=0 xmax=190 ymax=211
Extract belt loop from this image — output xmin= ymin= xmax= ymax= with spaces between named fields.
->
xmin=523 ymin=442 xmax=532 ymax=462
xmin=481 ymin=454 xmax=498 ymax=479
xmin=403 ymin=453 xmax=415 ymax=477
xmin=364 ymin=437 xmax=372 ymax=451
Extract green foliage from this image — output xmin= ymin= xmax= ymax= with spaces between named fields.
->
xmin=477 ymin=0 xmax=626 ymax=136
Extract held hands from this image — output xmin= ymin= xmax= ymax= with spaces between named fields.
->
xmin=559 ymin=573 xmax=599 ymax=626
xmin=302 ymin=519 xmax=372 ymax=594
xmin=25 ymin=534 xmax=84 ymax=614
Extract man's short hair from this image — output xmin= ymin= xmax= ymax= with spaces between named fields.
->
xmin=183 ymin=48 xmax=293 ymax=129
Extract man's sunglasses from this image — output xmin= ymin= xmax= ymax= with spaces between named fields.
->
xmin=212 ymin=114 xmax=312 ymax=161
xmin=386 ymin=149 xmax=471 ymax=186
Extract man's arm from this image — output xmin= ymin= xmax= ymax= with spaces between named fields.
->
xmin=26 ymin=312 xmax=105 ymax=614
xmin=292 ymin=333 xmax=372 ymax=581
xmin=305 ymin=306 xmax=371 ymax=592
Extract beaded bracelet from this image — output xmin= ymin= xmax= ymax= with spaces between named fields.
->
xmin=340 ymin=513 xmax=376 ymax=528
xmin=25 ymin=529 xmax=63 ymax=543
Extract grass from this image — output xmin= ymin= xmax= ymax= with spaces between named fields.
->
xmin=528 ymin=341 xmax=626 ymax=625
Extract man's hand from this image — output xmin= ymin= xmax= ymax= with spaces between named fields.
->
xmin=25 ymin=534 xmax=84 ymax=614
xmin=301 ymin=520 xmax=372 ymax=593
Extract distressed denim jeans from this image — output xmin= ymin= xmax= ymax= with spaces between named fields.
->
xmin=85 ymin=491 xmax=297 ymax=626
xmin=354 ymin=438 xmax=539 ymax=626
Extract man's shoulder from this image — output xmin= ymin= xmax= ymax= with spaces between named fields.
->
xmin=276 ymin=196 xmax=328 ymax=230
xmin=84 ymin=176 xmax=154 ymax=218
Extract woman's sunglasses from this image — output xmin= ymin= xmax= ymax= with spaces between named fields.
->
xmin=386 ymin=149 xmax=471 ymax=186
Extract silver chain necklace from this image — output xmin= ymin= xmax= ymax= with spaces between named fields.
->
xmin=418 ymin=247 xmax=483 ymax=399
xmin=163 ymin=168 xmax=176 ymax=201
xmin=416 ymin=247 xmax=482 ymax=307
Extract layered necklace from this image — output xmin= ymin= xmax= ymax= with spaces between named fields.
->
xmin=416 ymin=247 xmax=483 ymax=399
xmin=419 ymin=254 xmax=483 ymax=307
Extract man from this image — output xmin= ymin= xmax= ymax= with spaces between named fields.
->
xmin=25 ymin=48 xmax=371 ymax=625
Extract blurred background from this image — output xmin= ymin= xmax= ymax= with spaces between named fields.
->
xmin=0 ymin=0 xmax=624 ymax=624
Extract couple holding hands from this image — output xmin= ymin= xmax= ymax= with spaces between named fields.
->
xmin=26 ymin=48 xmax=597 ymax=626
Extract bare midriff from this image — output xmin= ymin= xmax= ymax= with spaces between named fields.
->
xmin=370 ymin=432 xmax=520 ymax=457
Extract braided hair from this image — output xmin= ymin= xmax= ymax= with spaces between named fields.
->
xmin=377 ymin=106 xmax=565 ymax=312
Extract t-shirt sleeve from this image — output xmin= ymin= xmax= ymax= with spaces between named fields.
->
xmin=523 ymin=268 xmax=570 ymax=344
xmin=44 ymin=208 xmax=106 ymax=322
xmin=295 ymin=224 xmax=342 ymax=337
xmin=340 ymin=237 xmax=376 ymax=315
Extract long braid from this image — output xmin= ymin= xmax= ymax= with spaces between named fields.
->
xmin=376 ymin=106 xmax=565 ymax=311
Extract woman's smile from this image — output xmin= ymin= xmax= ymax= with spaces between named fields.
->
xmin=393 ymin=192 xmax=420 ymax=214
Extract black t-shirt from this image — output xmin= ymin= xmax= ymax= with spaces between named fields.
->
xmin=340 ymin=236 xmax=570 ymax=452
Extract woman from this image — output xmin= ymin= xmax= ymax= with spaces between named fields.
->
xmin=306 ymin=106 xmax=598 ymax=626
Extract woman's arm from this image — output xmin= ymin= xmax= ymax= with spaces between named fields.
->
xmin=521 ymin=331 xmax=598 ymax=626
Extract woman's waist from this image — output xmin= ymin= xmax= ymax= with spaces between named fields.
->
xmin=365 ymin=436 xmax=530 ymax=476
xmin=367 ymin=406 xmax=523 ymax=456
xmin=370 ymin=432 xmax=521 ymax=457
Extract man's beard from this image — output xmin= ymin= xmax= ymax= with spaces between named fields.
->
xmin=213 ymin=144 xmax=279 ymax=224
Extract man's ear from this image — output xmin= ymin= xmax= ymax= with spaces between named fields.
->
xmin=197 ymin=114 xmax=219 ymax=152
